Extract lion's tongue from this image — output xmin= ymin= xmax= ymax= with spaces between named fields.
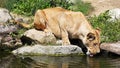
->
xmin=90 ymin=54 xmax=93 ymax=57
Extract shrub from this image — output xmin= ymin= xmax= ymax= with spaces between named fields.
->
xmin=0 ymin=0 xmax=16 ymax=11
xmin=0 ymin=0 xmax=93 ymax=16
xmin=89 ymin=11 xmax=120 ymax=43
xmin=11 ymin=0 xmax=73 ymax=16
xmin=69 ymin=0 xmax=93 ymax=15
xmin=0 ymin=0 xmax=6 ymax=7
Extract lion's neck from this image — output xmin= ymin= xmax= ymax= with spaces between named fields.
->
xmin=79 ymin=23 xmax=93 ymax=36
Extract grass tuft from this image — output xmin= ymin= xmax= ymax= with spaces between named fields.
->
xmin=89 ymin=11 xmax=120 ymax=43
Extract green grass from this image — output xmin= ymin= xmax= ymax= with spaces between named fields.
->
xmin=0 ymin=0 xmax=16 ymax=11
xmin=10 ymin=28 xmax=27 ymax=39
xmin=0 ymin=0 xmax=92 ymax=16
xmin=89 ymin=11 xmax=120 ymax=43
xmin=69 ymin=0 xmax=93 ymax=15
xmin=10 ymin=0 xmax=73 ymax=16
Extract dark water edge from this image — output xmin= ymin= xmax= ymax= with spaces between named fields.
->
xmin=0 ymin=51 xmax=120 ymax=68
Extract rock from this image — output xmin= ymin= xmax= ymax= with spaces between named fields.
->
xmin=0 ymin=24 xmax=19 ymax=49
xmin=108 ymin=8 xmax=120 ymax=21
xmin=0 ymin=55 xmax=15 ymax=68
xmin=0 ymin=24 xmax=17 ymax=34
xmin=0 ymin=35 xmax=22 ymax=48
xmin=12 ymin=44 xmax=83 ymax=56
xmin=88 ymin=0 xmax=120 ymax=16
xmin=11 ymin=13 xmax=33 ymax=23
xmin=22 ymin=29 xmax=56 ymax=44
xmin=0 ymin=8 xmax=12 ymax=23
xmin=100 ymin=42 xmax=120 ymax=55
xmin=0 ymin=17 xmax=21 ymax=49
xmin=56 ymin=40 xmax=63 ymax=45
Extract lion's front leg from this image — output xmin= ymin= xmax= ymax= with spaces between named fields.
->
xmin=61 ymin=28 xmax=70 ymax=45
xmin=57 ymin=13 xmax=70 ymax=45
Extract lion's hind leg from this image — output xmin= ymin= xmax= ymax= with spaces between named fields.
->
xmin=34 ymin=10 xmax=47 ymax=30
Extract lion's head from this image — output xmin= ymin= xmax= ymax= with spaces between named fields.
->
xmin=82 ymin=29 xmax=101 ymax=57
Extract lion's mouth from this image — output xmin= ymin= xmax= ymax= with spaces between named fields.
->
xmin=86 ymin=51 xmax=94 ymax=57
xmin=89 ymin=54 xmax=94 ymax=57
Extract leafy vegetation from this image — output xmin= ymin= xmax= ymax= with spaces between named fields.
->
xmin=10 ymin=28 xmax=27 ymax=39
xmin=0 ymin=0 xmax=16 ymax=10
xmin=0 ymin=0 xmax=93 ymax=16
xmin=69 ymin=0 xmax=93 ymax=15
xmin=89 ymin=11 xmax=120 ymax=43
xmin=11 ymin=0 xmax=73 ymax=16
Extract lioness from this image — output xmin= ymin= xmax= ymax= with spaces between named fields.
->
xmin=34 ymin=7 xmax=101 ymax=56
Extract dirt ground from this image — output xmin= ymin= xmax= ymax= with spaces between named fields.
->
xmin=83 ymin=0 xmax=120 ymax=16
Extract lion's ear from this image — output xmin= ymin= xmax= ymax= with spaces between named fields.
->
xmin=39 ymin=10 xmax=47 ymax=23
xmin=87 ymin=33 xmax=95 ymax=41
xmin=95 ymin=28 xmax=101 ymax=35
xmin=35 ymin=10 xmax=47 ymax=24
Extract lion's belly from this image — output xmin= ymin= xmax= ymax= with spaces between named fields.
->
xmin=51 ymin=27 xmax=61 ymax=38
xmin=47 ymin=22 xmax=62 ymax=38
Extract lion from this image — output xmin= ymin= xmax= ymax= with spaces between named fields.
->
xmin=33 ymin=7 xmax=101 ymax=56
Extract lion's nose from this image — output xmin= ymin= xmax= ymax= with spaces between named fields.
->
xmin=89 ymin=51 xmax=95 ymax=55
xmin=89 ymin=49 xmax=99 ymax=55
xmin=97 ymin=49 xmax=100 ymax=53
xmin=86 ymin=50 xmax=94 ymax=57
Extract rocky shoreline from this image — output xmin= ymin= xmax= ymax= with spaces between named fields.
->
xmin=0 ymin=8 xmax=120 ymax=56
xmin=12 ymin=45 xmax=83 ymax=56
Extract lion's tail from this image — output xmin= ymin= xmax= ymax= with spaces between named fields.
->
xmin=19 ymin=22 xmax=34 ymax=28
xmin=10 ymin=19 xmax=34 ymax=29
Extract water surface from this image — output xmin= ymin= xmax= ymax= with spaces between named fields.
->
xmin=0 ymin=53 xmax=120 ymax=68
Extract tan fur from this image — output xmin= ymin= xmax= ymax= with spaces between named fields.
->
xmin=9 ymin=19 xmax=32 ymax=28
xmin=34 ymin=7 xmax=101 ymax=56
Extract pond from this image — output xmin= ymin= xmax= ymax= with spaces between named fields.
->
xmin=0 ymin=51 xmax=120 ymax=68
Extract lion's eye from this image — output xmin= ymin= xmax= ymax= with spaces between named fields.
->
xmin=87 ymin=33 xmax=95 ymax=41
xmin=94 ymin=43 xmax=98 ymax=46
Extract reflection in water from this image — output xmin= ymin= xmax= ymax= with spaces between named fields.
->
xmin=0 ymin=54 xmax=120 ymax=68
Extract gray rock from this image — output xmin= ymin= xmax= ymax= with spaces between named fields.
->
xmin=0 ymin=25 xmax=17 ymax=34
xmin=100 ymin=42 xmax=120 ymax=55
xmin=0 ymin=8 xmax=12 ymax=23
xmin=0 ymin=35 xmax=22 ymax=48
xmin=23 ymin=29 xmax=56 ymax=44
xmin=12 ymin=44 xmax=83 ymax=56
xmin=0 ymin=8 xmax=29 ymax=34
xmin=0 ymin=24 xmax=19 ymax=48
xmin=108 ymin=8 xmax=120 ymax=21
xmin=56 ymin=40 xmax=63 ymax=45
xmin=11 ymin=13 xmax=33 ymax=23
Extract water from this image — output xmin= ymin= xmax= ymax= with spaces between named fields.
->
xmin=0 ymin=52 xmax=120 ymax=68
